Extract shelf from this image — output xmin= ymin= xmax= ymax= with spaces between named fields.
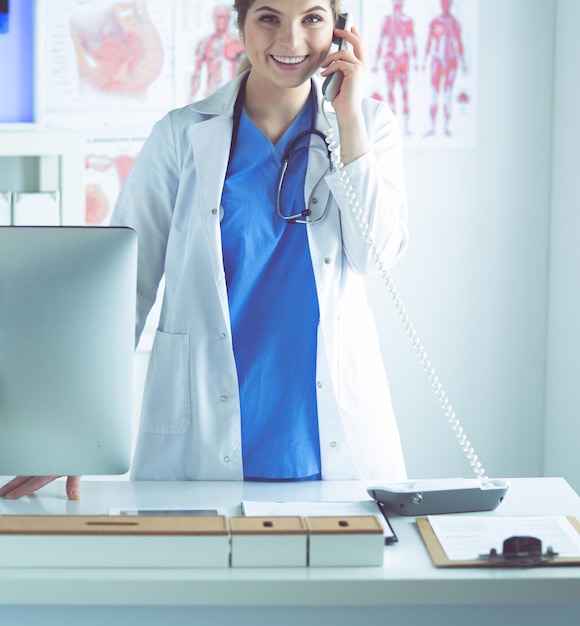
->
xmin=0 ymin=130 xmax=86 ymax=225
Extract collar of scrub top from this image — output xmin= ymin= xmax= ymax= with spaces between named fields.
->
xmin=229 ymin=74 xmax=333 ymax=225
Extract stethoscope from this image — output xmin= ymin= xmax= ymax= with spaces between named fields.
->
xmin=229 ymin=75 xmax=333 ymax=225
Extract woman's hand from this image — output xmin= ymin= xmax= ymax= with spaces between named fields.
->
xmin=320 ymin=25 xmax=367 ymax=114
xmin=0 ymin=475 xmax=81 ymax=500
xmin=319 ymin=26 xmax=370 ymax=164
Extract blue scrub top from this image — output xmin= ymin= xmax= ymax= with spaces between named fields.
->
xmin=220 ymin=89 xmax=321 ymax=480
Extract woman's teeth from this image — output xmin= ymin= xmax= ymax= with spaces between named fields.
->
xmin=272 ymin=55 xmax=307 ymax=64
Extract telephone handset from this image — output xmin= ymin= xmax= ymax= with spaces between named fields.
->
xmin=318 ymin=23 xmax=509 ymax=514
xmin=322 ymin=13 xmax=351 ymax=102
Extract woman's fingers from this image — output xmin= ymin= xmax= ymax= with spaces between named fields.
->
xmin=0 ymin=475 xmax=61 ymax=499
xmin=66 ymin=476 xmax=81 ymax=500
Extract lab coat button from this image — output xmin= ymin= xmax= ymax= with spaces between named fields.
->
xmin=324 ymin=257 xmax=331 ymax=265
xmin=330 ymin=441 xmax=337 ymax=448
xmin=219 ymin=395 xmax=227 ymax=403
xmin=223 ymin=456 xmax=231 ymax=463
xmin=211 ymin=208 xmax=218 ymax=215
xmin=311 ymin=197 xmax=318 ymax=205
xmin=317 ymin=381 xmax=323 ymax=389
xmin=220 ymin=332 xmax=227 ymax=340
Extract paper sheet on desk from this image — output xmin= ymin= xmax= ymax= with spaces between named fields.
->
xmin=241 ymin=500 xmax=397 ymax=542
xmin=109 ymin=508 xmax=229 ymax=516
xmin=427 ymin=515 xmax=580 ymax=561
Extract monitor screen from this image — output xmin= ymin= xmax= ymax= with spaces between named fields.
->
xmin=0 ymin=226 xmax=137 ymax=476
xmin=0 ymin=0 xmax=36 ymax=124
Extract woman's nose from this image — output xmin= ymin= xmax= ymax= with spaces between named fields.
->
xmin=278 ymin=21 xmax=302 ymax=49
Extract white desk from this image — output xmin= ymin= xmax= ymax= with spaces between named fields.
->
xmin=0 ymin=477 xmax=579 ymax=626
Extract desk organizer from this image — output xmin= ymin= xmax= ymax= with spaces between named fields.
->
xmin=306 ymin=516 xmax=385 ymax=567
xmin=0 ymin=515 xmax=230 ymax=568
xmin=0 ymin=514 xmax=385 ymax=568
xmin=230 ymin=516 xmax=308 ymax=567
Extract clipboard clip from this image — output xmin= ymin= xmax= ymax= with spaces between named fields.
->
xmin=480 ymin=535 xmax=558 ymax=567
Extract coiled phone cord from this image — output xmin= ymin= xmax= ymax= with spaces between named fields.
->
xmin=322 ymin=119 xmax=487 ymax=480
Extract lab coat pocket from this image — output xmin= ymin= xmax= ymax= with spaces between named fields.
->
xmin=140 ymin=329 xmax=192 ymax=434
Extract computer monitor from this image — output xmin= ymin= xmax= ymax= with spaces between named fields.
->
xmin=0 ymin=226 xmax=137 ymax=476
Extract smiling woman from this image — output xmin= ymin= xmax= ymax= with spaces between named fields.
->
xmin=234 ymin=1 xmax=342 ymax=77
xmin=238 ymin=1 xmax=338 ymax=142
xmin=1 ymin=0 xmax=410 ymax=499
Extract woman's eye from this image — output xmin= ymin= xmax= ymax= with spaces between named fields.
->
xmin=304 ymin=14 xmax=323 ymax=24
xmin=259 ymin=14 xmax=279 ymax=24
xmin=256 ymin=13 xmax=324 ymax=26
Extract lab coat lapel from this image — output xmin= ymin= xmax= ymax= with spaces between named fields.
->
xmin=305 ymin=81 xmax=341 ymax=311
xmin=189 ymin=114 xmax=233 ymax=323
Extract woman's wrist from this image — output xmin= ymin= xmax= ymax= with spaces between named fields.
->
xmin=336 ymin=111 xmax=370 ymax=165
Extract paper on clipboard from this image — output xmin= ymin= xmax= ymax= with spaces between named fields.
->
xmin=417 ymin=515 xmax=580 ymax=567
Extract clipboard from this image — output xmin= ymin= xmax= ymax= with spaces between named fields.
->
xmin=417 ymin=516 xmax=580 ymax=567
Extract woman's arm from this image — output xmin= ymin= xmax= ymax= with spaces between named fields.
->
xmin=320 ymin=26 xmax=408 ymax=273
xmin=110 ymin=114 xmax=180 ymax=345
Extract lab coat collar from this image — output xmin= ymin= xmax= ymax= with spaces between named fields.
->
xmin=189 ymin=73 xmax=247 ymax=117
xmin=189 ymin=71 xmax=335 ymax=124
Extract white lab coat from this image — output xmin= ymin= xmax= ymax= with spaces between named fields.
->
xmin=111 ymin=73 xmax=409 ymax=482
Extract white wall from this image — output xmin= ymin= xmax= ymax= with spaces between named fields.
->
xmin=368 ymin=0 xmax=556 ymax=483
xmin=544 ymin=0 xmax=580 ymax=492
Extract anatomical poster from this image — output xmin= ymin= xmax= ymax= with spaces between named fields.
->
xmin=42 ymin=0 xmax=175 ymax=133
xmin=84 ymin=138 xmax=144 ymax=225
xmin=173 ymin=1 xmax=245 ymax=105
xmin=37 ymin=0 xmax=479 ymax=223
xmin=362 ymin=0 xmax=478 ymax=150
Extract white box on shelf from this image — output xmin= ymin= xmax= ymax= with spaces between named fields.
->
xmin=0 ymin=191 xmax=11 ymax=225
xmin=12 ymin=191 xmax=60 ymax=226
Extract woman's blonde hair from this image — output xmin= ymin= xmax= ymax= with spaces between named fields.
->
xmin=233 ymin=0 xmax=343 ymax=74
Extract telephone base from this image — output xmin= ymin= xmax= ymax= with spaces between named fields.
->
xmin=367 ymin=478 xmax=509 ymax=516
